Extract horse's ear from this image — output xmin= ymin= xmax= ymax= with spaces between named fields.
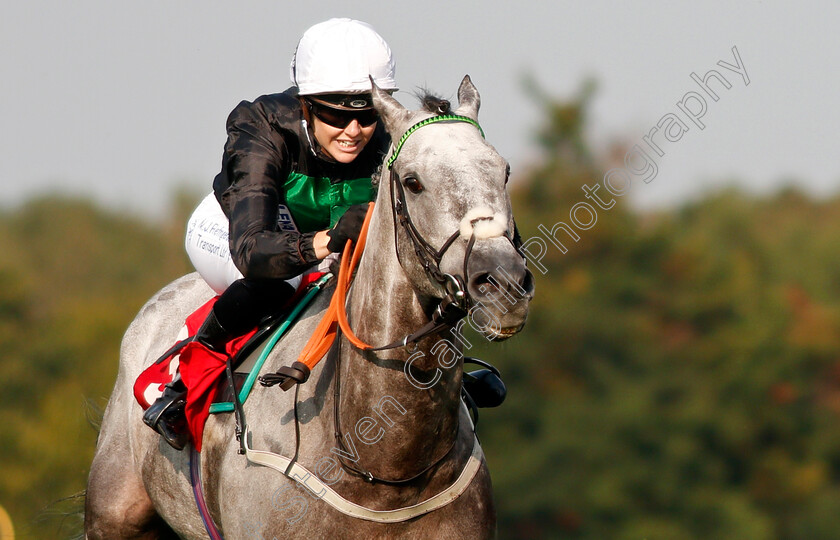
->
xmin=454 ymin=75 xmax=481 ymax=120
xmin=371 ymin=77 xmax=411 ymax=136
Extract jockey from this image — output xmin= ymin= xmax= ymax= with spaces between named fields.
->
xmin=143 ymin=18 xmax=505 ymax=451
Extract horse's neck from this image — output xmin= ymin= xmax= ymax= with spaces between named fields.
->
xmin=341 ymin=203 xmax=462 ymax=478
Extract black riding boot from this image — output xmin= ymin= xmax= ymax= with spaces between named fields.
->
xmin=142 ymin=378 xmax=189 ymax=450
xmin=142 ymin=309 xmax=232 ymax=450
xmin=194 ymin=308 xmax=233 ymax=352
xmin=463 ymin=358 xmax=507 ymax=408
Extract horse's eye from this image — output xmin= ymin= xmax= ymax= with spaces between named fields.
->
xmin=403 ymin=175 xmax=424 ymax=194
xmin=504 ymin=163 xmax=511 ymax=185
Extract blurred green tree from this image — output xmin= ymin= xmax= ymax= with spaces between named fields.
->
xmin=472 ymin=85 xmax=840 ymax=539
xmin=0 ymin=194 xmax=194 ymax=538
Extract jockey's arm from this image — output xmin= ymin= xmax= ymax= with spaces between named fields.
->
xmin=216 ymin=103 xmax=324 ymax=280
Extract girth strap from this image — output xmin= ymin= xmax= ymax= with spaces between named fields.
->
xmin=190 ymin=446 xmax=225 ymax=539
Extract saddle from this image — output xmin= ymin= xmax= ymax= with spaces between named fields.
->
xmin=133 ymin=272 xmax=331 ymax=451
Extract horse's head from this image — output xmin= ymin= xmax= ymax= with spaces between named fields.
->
xmin=371 ymin=76 xmax=534 ymax=341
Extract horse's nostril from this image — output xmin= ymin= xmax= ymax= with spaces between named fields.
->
xmin=520 ymin=268 xmax=535 ymax=295
xmin=469 ymin=266 xmax=534 ymax=300
xmin=471 ymin=272 xmax=498 ymax=296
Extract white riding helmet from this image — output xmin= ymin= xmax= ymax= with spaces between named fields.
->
xmin=290 ymin=18 xmax=398 ymax=96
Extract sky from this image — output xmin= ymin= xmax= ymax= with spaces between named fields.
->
xmin=2 ymin=1 xmax=838 ymax=219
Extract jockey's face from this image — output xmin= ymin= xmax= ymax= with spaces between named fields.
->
xmin=310 ymin=114 xmax=377 ymax=163
xmin=304 ymin=97 xmax=378 ymax=164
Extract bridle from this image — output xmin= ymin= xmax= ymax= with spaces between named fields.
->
xmin=331 ymin=113 xmax=518 ymax=484
xmin=376 ymin=114 xmax=521 ymax=350
xmin=387 ymin=114 xmax=486 ymax=300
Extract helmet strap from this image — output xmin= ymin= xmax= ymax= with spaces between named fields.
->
xmin=299 ymin=99 xmax=321 ymax=158
xmin=299 ymin=97 xmax=361 ymax=164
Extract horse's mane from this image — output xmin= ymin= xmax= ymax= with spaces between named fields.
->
xmin=415 ymin=89 xmax=452 ymax=115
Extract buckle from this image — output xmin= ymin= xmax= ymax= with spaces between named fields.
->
xmin=433 ymin=295 xmax=469 ymax=326
xmin=259 ymin=361 xmax=312 ymax=391
xmin=442 ymin=274 xmax=467 ymax=303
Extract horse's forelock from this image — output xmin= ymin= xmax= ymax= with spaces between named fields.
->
xmin=413 ymin=89 xmax=452 ymax=115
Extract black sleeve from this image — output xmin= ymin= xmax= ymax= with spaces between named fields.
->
xmin=217 ymin=101 xmax=321 ymax=280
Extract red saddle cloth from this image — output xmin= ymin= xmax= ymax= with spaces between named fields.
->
xmin=133 ymin=272 xmax=326 ymax=451
xmin=133 ymin=298 xmax=256 ymax=451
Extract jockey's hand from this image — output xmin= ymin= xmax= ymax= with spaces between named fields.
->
xmin=326 ymin=204 xmax=369 ymax=253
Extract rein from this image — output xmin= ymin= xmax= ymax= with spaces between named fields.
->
xmin=330 ymin=336 xmax=461 ymax=484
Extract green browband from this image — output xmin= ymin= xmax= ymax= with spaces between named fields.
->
xmin=386 ymin=115 xmax=484 ymax=169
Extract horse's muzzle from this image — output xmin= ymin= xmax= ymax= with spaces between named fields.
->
xmin=465 ymin=248 xmax=534 ymax=339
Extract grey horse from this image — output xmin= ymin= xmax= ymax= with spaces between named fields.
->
xmin=85 ymin=76 xmax=534 ymax=540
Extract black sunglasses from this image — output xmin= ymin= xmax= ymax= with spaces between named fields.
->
xmin=306 ymin=100 xmax=379 ymax=128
